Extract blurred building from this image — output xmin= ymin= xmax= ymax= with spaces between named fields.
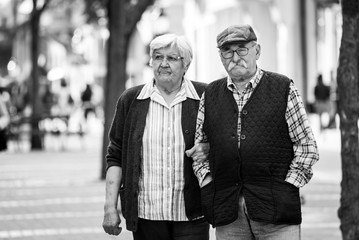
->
xmin=0 ymin=0 xmax=108 ymax=106
xmin=0 ymin=0 xmax=16 ymax=77
xmin=126 ymin=0 xmax=341 ymax=106
xmin=155 ymin=0 xmax=340 ymax=104
xmin=0 ymin=0 xmax=342 ymax=107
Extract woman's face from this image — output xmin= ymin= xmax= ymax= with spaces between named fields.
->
xmin=152 ymin=46 xmax=186 ymax=87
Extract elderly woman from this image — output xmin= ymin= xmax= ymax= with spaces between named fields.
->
xmin=102 ymin=34 xmax=209 ymax=240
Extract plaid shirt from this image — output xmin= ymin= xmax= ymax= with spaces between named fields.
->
xmin=136 ymin=78 xmax=200 ymax=221
xmin=193 ymin=68 xmax=319 ymax=188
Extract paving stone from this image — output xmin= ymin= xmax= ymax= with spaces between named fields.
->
xmin=0 ymin=124 xmax=342 ymax=239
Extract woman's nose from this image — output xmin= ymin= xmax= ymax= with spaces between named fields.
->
xmin=160 ymin=58 xmax=170 ymax=66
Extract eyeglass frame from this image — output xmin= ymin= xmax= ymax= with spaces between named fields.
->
xmin=151 ymin=54 xmax=184 ymax=64
xmin=219 ymin=42 xmax=257 ymax=59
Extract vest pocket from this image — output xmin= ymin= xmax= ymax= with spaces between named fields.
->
xmin=200 ymin=181 xmax=214 ymax=224
xmin=212 ymin=184 xmax=240 ymax=227
xmin=271 ymin=178 xmax=301 ymax=224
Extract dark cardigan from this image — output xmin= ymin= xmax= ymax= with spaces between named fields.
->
xmin=106 ymin=81 xmax=207 ymax=231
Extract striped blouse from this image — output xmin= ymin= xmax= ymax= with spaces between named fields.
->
xmin=136 ymin=78 xmax=200 ymax=221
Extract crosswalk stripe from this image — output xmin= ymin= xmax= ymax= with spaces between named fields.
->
xmin=0 ymin=196 xmax=104 ymax=207
xmin=302 ymin=222 xmax=340 ymax=229
xmin=0 ymin=211 xmax=103 ymax=220
xmin=0 ymin=227 xmax=128 ymax=238
xmin=0 ymin=179 xmax=98 ymax=188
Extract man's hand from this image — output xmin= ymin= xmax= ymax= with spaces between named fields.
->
xmin=103 ymin=207 xmax=122 ymax=235
xmin=185 ymin=142 xmax=209 ymax=162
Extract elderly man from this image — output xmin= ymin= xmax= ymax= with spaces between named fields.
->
xmin=189 ymin=24 xmax=319 ymax=239
xmin=102 ymin=34 xmax=209 ymax=240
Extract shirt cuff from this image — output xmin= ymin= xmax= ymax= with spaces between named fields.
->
xmin=285 ymin=170 xmax=309 ymax=188
xmin=199 ymin=172 xmax=211 ymax=186
xmin=196 ymin=166 xmax=210 ymax=186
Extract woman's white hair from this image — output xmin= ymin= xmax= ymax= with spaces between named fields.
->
xmin=149 ymin=33 xmax=193 ymax=70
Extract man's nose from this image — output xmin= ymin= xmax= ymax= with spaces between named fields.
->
xmin=232 ymin=51 xmax=241 ymax=61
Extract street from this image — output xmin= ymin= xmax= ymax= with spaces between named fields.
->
xmin=0 ymin=115 xmax=342 ymax=240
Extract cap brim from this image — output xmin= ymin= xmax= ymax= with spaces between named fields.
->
xmin=218 ymin=39 xmax=254 ymax=48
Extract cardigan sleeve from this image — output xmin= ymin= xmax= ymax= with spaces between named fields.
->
xmin=105 ymin=85 xmax=145 ymax=171
xmin=106 ymin=96 xmax=126 ymax=171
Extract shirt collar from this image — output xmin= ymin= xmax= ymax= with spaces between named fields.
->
xmin=137 ymin=77 xmax=200 ymax=100
xmin=227 ymin=68 xmax=263 ymax=92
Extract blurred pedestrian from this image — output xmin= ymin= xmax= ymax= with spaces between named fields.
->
xmin=53 ymin=78 xmax=74 ymax=117
xmin=102 ymin=33 xmax=210 ymax=240
xmin=80 ymin=83 xmax=94 ymax=120
xmin=0 ymin=90 xmax=10 ymax=152
xmin=327 ymin=71 xmax=338 ymax=129
xmin=314 ymin=74 xmax=331 ymax=130
xmin=41 ymin=83 xmax=56 ymax=117
xmin=187 ymin=24 xmax=319 ymax=239
xmin=8 ymin=81 xmax=29 ymax=116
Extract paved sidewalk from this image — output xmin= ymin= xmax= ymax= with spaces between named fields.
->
xmin=0 ymin=117 xmax=342 ymax=240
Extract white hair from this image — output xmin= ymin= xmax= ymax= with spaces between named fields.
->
xmin=149 ymin=33 xmax=193 ymax=70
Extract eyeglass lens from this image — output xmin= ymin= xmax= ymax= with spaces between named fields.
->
xmin=153 ymin=55 xmax=182 ymax=63
xmin=221 ymin=48 xmax=249 ymax=59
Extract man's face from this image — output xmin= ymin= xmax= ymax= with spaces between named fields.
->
xmin=219 ymin=41 xmax=260 ymax=81
xmin=151 ymin=46 xmax=186 ymax=86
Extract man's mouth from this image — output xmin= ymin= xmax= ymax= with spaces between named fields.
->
xmin=229 ymin=61 xmax=247 ymax=71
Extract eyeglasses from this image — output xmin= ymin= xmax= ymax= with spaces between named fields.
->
xmin=152 ymin=54 xmax=183 ymax=64
xmin=220 ymin=44 xmax=256 ymax=59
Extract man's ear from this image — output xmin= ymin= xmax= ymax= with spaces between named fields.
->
xmin=255 ymin=44 xmax=261 ymax=60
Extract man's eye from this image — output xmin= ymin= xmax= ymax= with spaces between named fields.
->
xmin=238 ymin=48 xmax=247 ymax=53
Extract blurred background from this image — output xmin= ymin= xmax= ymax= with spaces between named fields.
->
xmin=0 ymin=0 xmax=341 ymax=152
xmin=0 ymin=0 xmax=350 ymax=239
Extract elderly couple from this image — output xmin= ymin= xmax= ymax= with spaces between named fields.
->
xmin=102 ymin=24 xmax=319 ymax=240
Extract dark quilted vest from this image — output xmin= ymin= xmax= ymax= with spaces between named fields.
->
xmin=201 ymin=71 xmax=301 ymax=227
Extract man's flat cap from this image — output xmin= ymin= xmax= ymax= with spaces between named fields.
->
xmin=217 ymin=24 xmax=257 ymax=48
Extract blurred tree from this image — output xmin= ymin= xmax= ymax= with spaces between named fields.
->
xmin=337 ymin=0 xmax=359 ymax=239
xmin=30 ymin=0 xmax=50 ymax=149
xmin=27 ymin=0 xmax=95 ymax=149
xmin=99 ymin=0 xmax=155 ymax=179
xmin=28 ymin=0 xmax=82 ymax=149
xmin=83 ymin=0 xmax=108 ymax=24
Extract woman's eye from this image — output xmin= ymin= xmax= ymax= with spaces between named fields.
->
xmin=167 ymin=56 xmax=176 ymax=61
xmin=154 ymin=55 xmax=164 ymax=60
